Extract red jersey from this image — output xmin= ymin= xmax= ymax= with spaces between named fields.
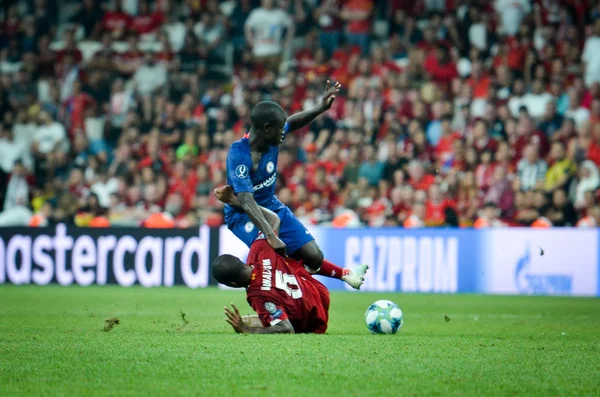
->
xmin=425 ymin=199 xmax=455 ymax=226
xmin=245 ymin=239 xmax=330 ymax=334
xmin=103 ymin=11 xmax=131 ymax=32
xmin=130 ymin=12 xmax=164 ymax=34
xmin=66 ymin=93 xmax=95 ymax=133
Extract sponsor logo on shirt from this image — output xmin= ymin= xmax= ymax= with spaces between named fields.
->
xmin=253 ymin=173 xmax=277 ymax=191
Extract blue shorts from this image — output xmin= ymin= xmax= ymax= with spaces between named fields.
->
xmin=226 ymin=206 xmax=315 ymax=255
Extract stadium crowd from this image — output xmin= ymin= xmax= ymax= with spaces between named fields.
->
xmin=1 ymin=0 xmax=600 ymax=228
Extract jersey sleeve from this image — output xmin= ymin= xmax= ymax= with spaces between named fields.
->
xmin=227 ymin=145 xmax=254 ymax=194
xmin=248 ymin=294 xmax=289 ymax=327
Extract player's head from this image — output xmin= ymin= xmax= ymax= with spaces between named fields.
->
xmin=250 ymin=101 xmax=287 ymax=146
xmin=211 ymin=254 xmax=252 ymax=288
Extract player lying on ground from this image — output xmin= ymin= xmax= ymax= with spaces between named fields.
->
xmin=225 ymin=80 xmax=356 ymax=278
xmin=215 ymin=185 xmax=368 ymax=289
xmin=213 ymin=201 xmax=337 ymax=334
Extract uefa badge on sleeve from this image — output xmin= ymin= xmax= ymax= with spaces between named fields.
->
xmin=265 ymin=302 xmax=277 ymax=313
xmin=235 ymin=164 xmax=249 ymax=178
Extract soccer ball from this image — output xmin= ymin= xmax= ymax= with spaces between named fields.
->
xmin=365 ymin=300 xmax=403 ymax=334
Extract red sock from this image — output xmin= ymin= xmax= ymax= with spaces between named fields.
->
xmin=317 ymin=259 xmax=350 ymax=279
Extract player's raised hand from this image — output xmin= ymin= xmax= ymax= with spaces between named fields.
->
xmin=224 ymin=303 xmax=246 ymax=333
xmin=321 ymin=80 xmax=342 ymax=110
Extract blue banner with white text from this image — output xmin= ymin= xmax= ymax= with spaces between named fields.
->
xmin=220 ymin=226 xmax=600 ymax=297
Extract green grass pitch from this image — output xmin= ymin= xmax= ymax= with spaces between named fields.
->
xmin=1 ymin=285 xmax=599 ymax=396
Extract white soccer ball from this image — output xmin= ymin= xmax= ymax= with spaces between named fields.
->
xmin=364 ymin=300 xmax=403 ymax=334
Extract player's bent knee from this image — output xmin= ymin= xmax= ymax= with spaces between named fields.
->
xmin=299 ymin=242 xmax=324 ymax=270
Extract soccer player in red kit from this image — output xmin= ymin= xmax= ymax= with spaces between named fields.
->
xmin=213 ymin=236 xmax=332 ymax=334
xmin=213 ymin=186 xmax=367 ymax=334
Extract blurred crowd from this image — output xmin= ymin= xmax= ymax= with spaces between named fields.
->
xmin=1 ymin=0 xmax=600 ymax=229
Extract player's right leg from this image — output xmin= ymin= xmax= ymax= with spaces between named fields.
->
xmin=276 ymin=207 xmax=369 ymax=289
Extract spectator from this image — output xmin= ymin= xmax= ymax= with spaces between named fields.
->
xmin=342 ymin=146 xmax=360 ymax=185
xmin=403 ymin=201 xmax=425 ymax=229
xmin=315 ymin=0 xmax=343 ymax=56
xmin=516 ymin=144 xmax=547 ymax=191
xmin=56 ymin=29 xmax=83 ymax=66
xmin=577 ymin=205 xmax=600 ymax=228
xmin=544 ymin=142 xmax=576 ymax=193
xmin=91 ymin=168 xmax=119 ymax=208
xmin=522 ymin=80 xmax=554 ymax=120
xmin=358 ymin=146 xmax=384 ymax=186
xmin=564 ymin=87 xmax=590 ymax=129
xmin=70 ymin=0 xmax=103 ymax=39
xmin=583 ymin=20 xmax=600 ymax=88
xmin=194 ymin=11 xmax=226 ymax=65
xmin=484 ymin=166 xmax=514 ymax=215
xmin=340 ymin=0 xmax=373 ymax=54
xmin=538 ymin=102 xmax=564 ymax=138
xmin=3 ymin=160 xmax=29 ymax=211
xmin=572 ymin=160 xmax=600 ymax=210
xmin=473 ymin=202 xmax=507 ymax=228
xmin=0 ymin=128 xmax=33 ymax=177
xmin=8 ymin=71 xmax=36 ymax=110
xmin=230 ymin=0 xmax=254 ymax=51
xmin=102 ymin=0 xmax=132 ymax=40
xmin=435 ymin=115 xmax=460 ymax=165
xmin=494 ymin=0 xmax=530 ymax=37
xmin=32 ymin=111 xmax=69 ymax=156
xmin=424 ymin=184 xmax=452 ymax=226
xmin=133 ymin=52 xmax=168 ymax=97
xmin=407 ymin=160 xmax=434 ymax=191
xmin=546 ymin=189 xmax=577 ymax=227
xmin=0 ymin=161 xmax=32 ymax=227
xmin=245 ymin=0 xmax=294 ymax=71
xmin=474 ymin=150 xmax=495 ymax=191
xmin=130 ymin=0 xmax=164 ymax=36
xmin=471 ymin=119 xmax=498 ymax=153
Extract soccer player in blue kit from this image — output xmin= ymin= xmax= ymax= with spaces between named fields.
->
xmin=224 ymin=81 xmax=368 ymax=289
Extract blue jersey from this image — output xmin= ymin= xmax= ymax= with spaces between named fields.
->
xmin=224 ymin=124 xmax=290 ymax=219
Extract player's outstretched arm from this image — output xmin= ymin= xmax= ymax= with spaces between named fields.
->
xmin=225 ymin=304 xmax=294 ymax=334
xmin=238 ymin=192 xmax=286 ymax=255
xmin=215 ymin=186 xmax=281 ymax=234
xmin=285 ymin=80 xmax=341 ymax=132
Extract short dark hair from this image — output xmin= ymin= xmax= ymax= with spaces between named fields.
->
xmin=211 ymin=254 xmax=245 ymax=285
xmin=250 ymin=101 xmax=286 ymax=130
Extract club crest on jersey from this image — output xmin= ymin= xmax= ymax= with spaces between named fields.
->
xmin=235 ymin=164 xmax=249 ymax=179
xmin=265 ymin=302 xmax=277 ymax=313
xmin=266 ymin=161 xmax=275 ymax=173
xmin=244 ymin=221 xmax=255 ymax=233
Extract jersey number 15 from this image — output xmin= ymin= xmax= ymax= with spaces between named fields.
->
xmin=275 ymin=270 xmax=303 ymax=299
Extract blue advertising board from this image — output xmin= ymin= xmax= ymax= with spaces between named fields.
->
xmin=220 ymin=226 xmax=600 ymax=297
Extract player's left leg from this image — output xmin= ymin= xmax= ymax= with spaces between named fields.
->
xmin=276 ymin=207 xmax=368 ymax=289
